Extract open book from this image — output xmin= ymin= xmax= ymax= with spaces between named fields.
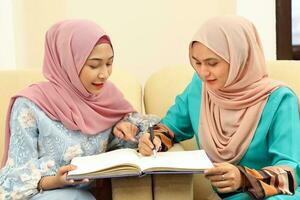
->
xmin=67 ymin=148 xmax=213 ymax=180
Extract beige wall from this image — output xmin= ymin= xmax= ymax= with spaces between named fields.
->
xmin=12 ymin=0 xmax=67 ymax=68
xmin=237 ymin=0 xmax=276 ymax=60
xmin=11 ymin=0 xmax=236 ymax=83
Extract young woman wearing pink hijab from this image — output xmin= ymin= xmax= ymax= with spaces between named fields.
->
xmin=137 ymin=16 xmax=300 ymax=199
xmin=0 ymin=20 xmax=148 ymax=199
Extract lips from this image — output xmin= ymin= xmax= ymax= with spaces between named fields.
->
xmin=206 ymin=79 xmax=216 ymax=84
xmin=92 ymin=83 xmax=104 ymax=89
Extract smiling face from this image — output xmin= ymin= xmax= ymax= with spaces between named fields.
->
xmin=79 ymin=43 xmax=113 ymax=95
xmin=190 ymin=42 xmax=230 ymax=90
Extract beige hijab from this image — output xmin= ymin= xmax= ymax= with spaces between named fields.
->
xmin=191 ymin=16 xmax=283 ymax=164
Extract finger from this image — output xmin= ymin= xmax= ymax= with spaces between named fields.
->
xmin=67 ymin=179 xmax=75 ymax=184
xmin=216 ymin=186 xmax=235 ymax=194
xmin=205 ymin=174 xmax=223 ymax=182
xmin=139 ymin=132 xmax=150 ymax=142
xmin=139 ymin=140 xmax=154 ymax=153
xmin=139 ymin=146 xmax=152 ymax=156
xmin=213 ymin=162 xmax=228 ymax=167
xmin=143 ymin=133 xmax=155 ymax=149
xmin=113 ymin=128 xmax=124 ymax=139
xmin=205 ymin=169 xmax=223 ymax=177
xmin=58 ymin=165 xmax=77 ymax=175
xmin=130 ymin=124 xmax=139 ymax=136
xmin=66 ymin=179 xmax=87 ymax=185
xmin=125 ymin=124 xmax=138 ymax=142
xmin=211 ymin=180 xmax=231 ymax=189
xmin=206 ymin=172 xmax=231 ymax=182
xmin=153 ymin=136 xmax=161 ymax=151
xmin=77 ymin=178 xmax=90 ymax=184
xmin=118 ymin=122 xmax=137 ymax=141
xmin=205 ymin=166 xmax=226 ymax=176
xmin=139 ymin=133 xmax=154 ymax=148
xmin=213 ymin=163 xmax=231 ymax=171
xmin=138 ymin=142 xmax=153 ymax=156
xmin=82 ymin=178 xmax=90 ymax=183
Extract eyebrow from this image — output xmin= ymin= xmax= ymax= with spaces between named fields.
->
xmin=88 ymin=56 xmax=114 ymax=61
xmin=191 ymin=56 xmax=219 ymax=62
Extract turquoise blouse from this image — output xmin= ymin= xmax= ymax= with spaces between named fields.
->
xmin=161 ymin=73 xmax=300 ymax=200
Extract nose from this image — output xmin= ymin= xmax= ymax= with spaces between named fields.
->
xmin=98 ymin=68 xmax=109 ymax=79
xmin=198 ymin=65 xmax=210 ymax=78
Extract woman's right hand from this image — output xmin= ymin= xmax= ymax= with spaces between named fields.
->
xmin=138 ymin=132 xmax=161 ymax=156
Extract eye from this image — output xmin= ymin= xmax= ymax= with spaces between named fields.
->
xmin=88 ymin=65 xmax=98 ymax=69
xmin=208 ymin=62 xmax=218 ymax=67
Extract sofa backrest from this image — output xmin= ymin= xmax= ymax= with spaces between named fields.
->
xmin=0 ymin=68 xmax=142 ymax=163
xmin=144 ymin=60 xmax=300 ymax=150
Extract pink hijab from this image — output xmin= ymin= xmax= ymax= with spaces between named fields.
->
xmin=191 ymin=16 xmax=283 ymax=163
xmin=1 ymin=20 xmax=134 ymax=167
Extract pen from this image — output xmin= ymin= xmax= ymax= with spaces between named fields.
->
xmin=149 ymin=123 xmax=157 ymax=157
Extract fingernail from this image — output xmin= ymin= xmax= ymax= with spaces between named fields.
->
xmin=131 ymin=138 xmax=137 ymax=142
xmin=70 ymin=179 xmax=74 ymax=183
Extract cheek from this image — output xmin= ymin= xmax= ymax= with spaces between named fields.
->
xmin=107 ymin=67 xmax=113 ymax=77
xmin=194 ymin=68 xmax=205 ymax=80
xmin=221 ymin=68 xmax=230 ymax=83
xmin=80 ymin=69 xmax=95 ymax=84
xmin=195 ymin=71 xmax=205 ymax=81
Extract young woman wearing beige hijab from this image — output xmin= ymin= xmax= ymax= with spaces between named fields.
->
xmin=136 ymin=16 xmax=300 ymax=199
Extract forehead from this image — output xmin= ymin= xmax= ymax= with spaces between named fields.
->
xmin=88 ymin=43 xmax=113 ymax=58
xmin=191 ymin=42 xmax=221 ymax=59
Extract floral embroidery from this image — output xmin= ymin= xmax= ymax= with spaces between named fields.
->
xmin=64 ymin=144 xmax=83 ymax=162
xmin=16 ymin=163 xmax=42 ymax=199
xmin=18 ymin=108 xmax=36 ymax=129
xmin=11 ymin=191 xmax=23 ymax=200
xmin=0 ymin=186 xmax=7 ymax=200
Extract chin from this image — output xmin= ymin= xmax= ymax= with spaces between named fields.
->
xmin=207 ymin=85 xmax=221 ymax=91
xmin=94 ymin=91 xmax=102 ymax=95
xmin=89 ymin=90 xmax=102 ymax=95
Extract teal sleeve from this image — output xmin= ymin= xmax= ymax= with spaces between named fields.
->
xmin=161 ymin=73 xmax=202 ymax=143
xmin=268 ymin=88 xmax=300 ymax=182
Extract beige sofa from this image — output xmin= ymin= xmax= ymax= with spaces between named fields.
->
xmin=144 ymin=60 xmax=300 ymax=200
xmin=1 ymin=60 xmax=299 ymax=200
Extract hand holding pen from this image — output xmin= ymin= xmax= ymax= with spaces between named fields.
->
xmin=149 ymin=123 xmax=157 ymax=157
xmin=138 ymin=128 xmax=162 ymax=156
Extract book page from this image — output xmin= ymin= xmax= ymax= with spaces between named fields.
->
xmin=138 ymin=150 xmax=213 ymax=172
xmin=68 ymin=148 xmax=140 ymax=176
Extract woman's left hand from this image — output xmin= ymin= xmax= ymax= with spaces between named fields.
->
xmin=204 ymin=162 xmax=242 ymax=193
xmin=113 ymin=121 xmax=138 ymax=142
